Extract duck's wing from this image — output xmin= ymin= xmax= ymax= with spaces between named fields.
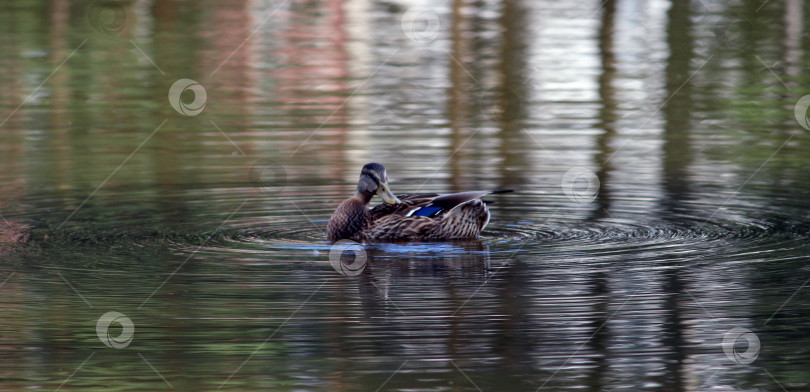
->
xmin=364 ymin=190 xmax=512 ymax=241
xmin=369 ymin=193 xmax=438 ymax=220
xmin=403 ymin=190 xmax=513 ymax=219
xmin=430 ymin=190 xmax=511 ymax=208
xmin=368 ymin=189 xmax=512 ymax=224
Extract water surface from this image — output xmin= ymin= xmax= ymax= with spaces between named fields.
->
xmin=1 ymin=0 xmax=810 ymax=391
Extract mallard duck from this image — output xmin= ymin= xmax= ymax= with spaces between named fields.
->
xmin=326 ymin=163 xmax=512 ymax=242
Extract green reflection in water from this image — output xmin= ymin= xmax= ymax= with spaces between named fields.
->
xmin=1 ymin=0 xmax=810 ymax=391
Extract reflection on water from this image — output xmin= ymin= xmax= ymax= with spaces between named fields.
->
xmin=1 ymin=0 xmax=810 ymax=391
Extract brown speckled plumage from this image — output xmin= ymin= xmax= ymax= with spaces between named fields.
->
xmin=363 ymin=195 xmax=492 ymax=241
xmin=326 ymin=197 xmax=371 ymax=242
xmin=326 ymin=164 xmax=511 ymax=243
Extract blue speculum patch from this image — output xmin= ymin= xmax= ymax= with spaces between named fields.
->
xmin=412 ymin=206 xmax=443 ymax=217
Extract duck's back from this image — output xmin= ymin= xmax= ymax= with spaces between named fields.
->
xmin=330 ymin=190 xmax=511 ymax=242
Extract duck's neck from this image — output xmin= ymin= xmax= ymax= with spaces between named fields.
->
xmin=354 ymin=189 xmax=374 ymax=204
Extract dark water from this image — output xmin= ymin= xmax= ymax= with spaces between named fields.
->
xmin=2 ymin=0 xmax=810 ymax=390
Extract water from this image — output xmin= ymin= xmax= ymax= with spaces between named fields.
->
xmin=1 ymin=0 xmax=810 ymax=390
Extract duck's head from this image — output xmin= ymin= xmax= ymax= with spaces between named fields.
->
xmin=356 ymin=163 xmax=401 ymax=205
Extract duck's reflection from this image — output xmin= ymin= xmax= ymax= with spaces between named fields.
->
xmin=351 ymin=241 xmax=493 ymax=356
xmin=357 ymin=240 xmax=491 ymax=306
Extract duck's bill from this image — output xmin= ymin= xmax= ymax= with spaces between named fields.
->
xmin=376 ymin=183 xmax=401 ymax=205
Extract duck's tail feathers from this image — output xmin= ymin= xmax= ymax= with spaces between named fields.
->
xmin=439 ymin=199 xmax=491 ymax=238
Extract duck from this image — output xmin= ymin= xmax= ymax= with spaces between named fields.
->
xmin=326 ymin=163 xmax=512 ymax=242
